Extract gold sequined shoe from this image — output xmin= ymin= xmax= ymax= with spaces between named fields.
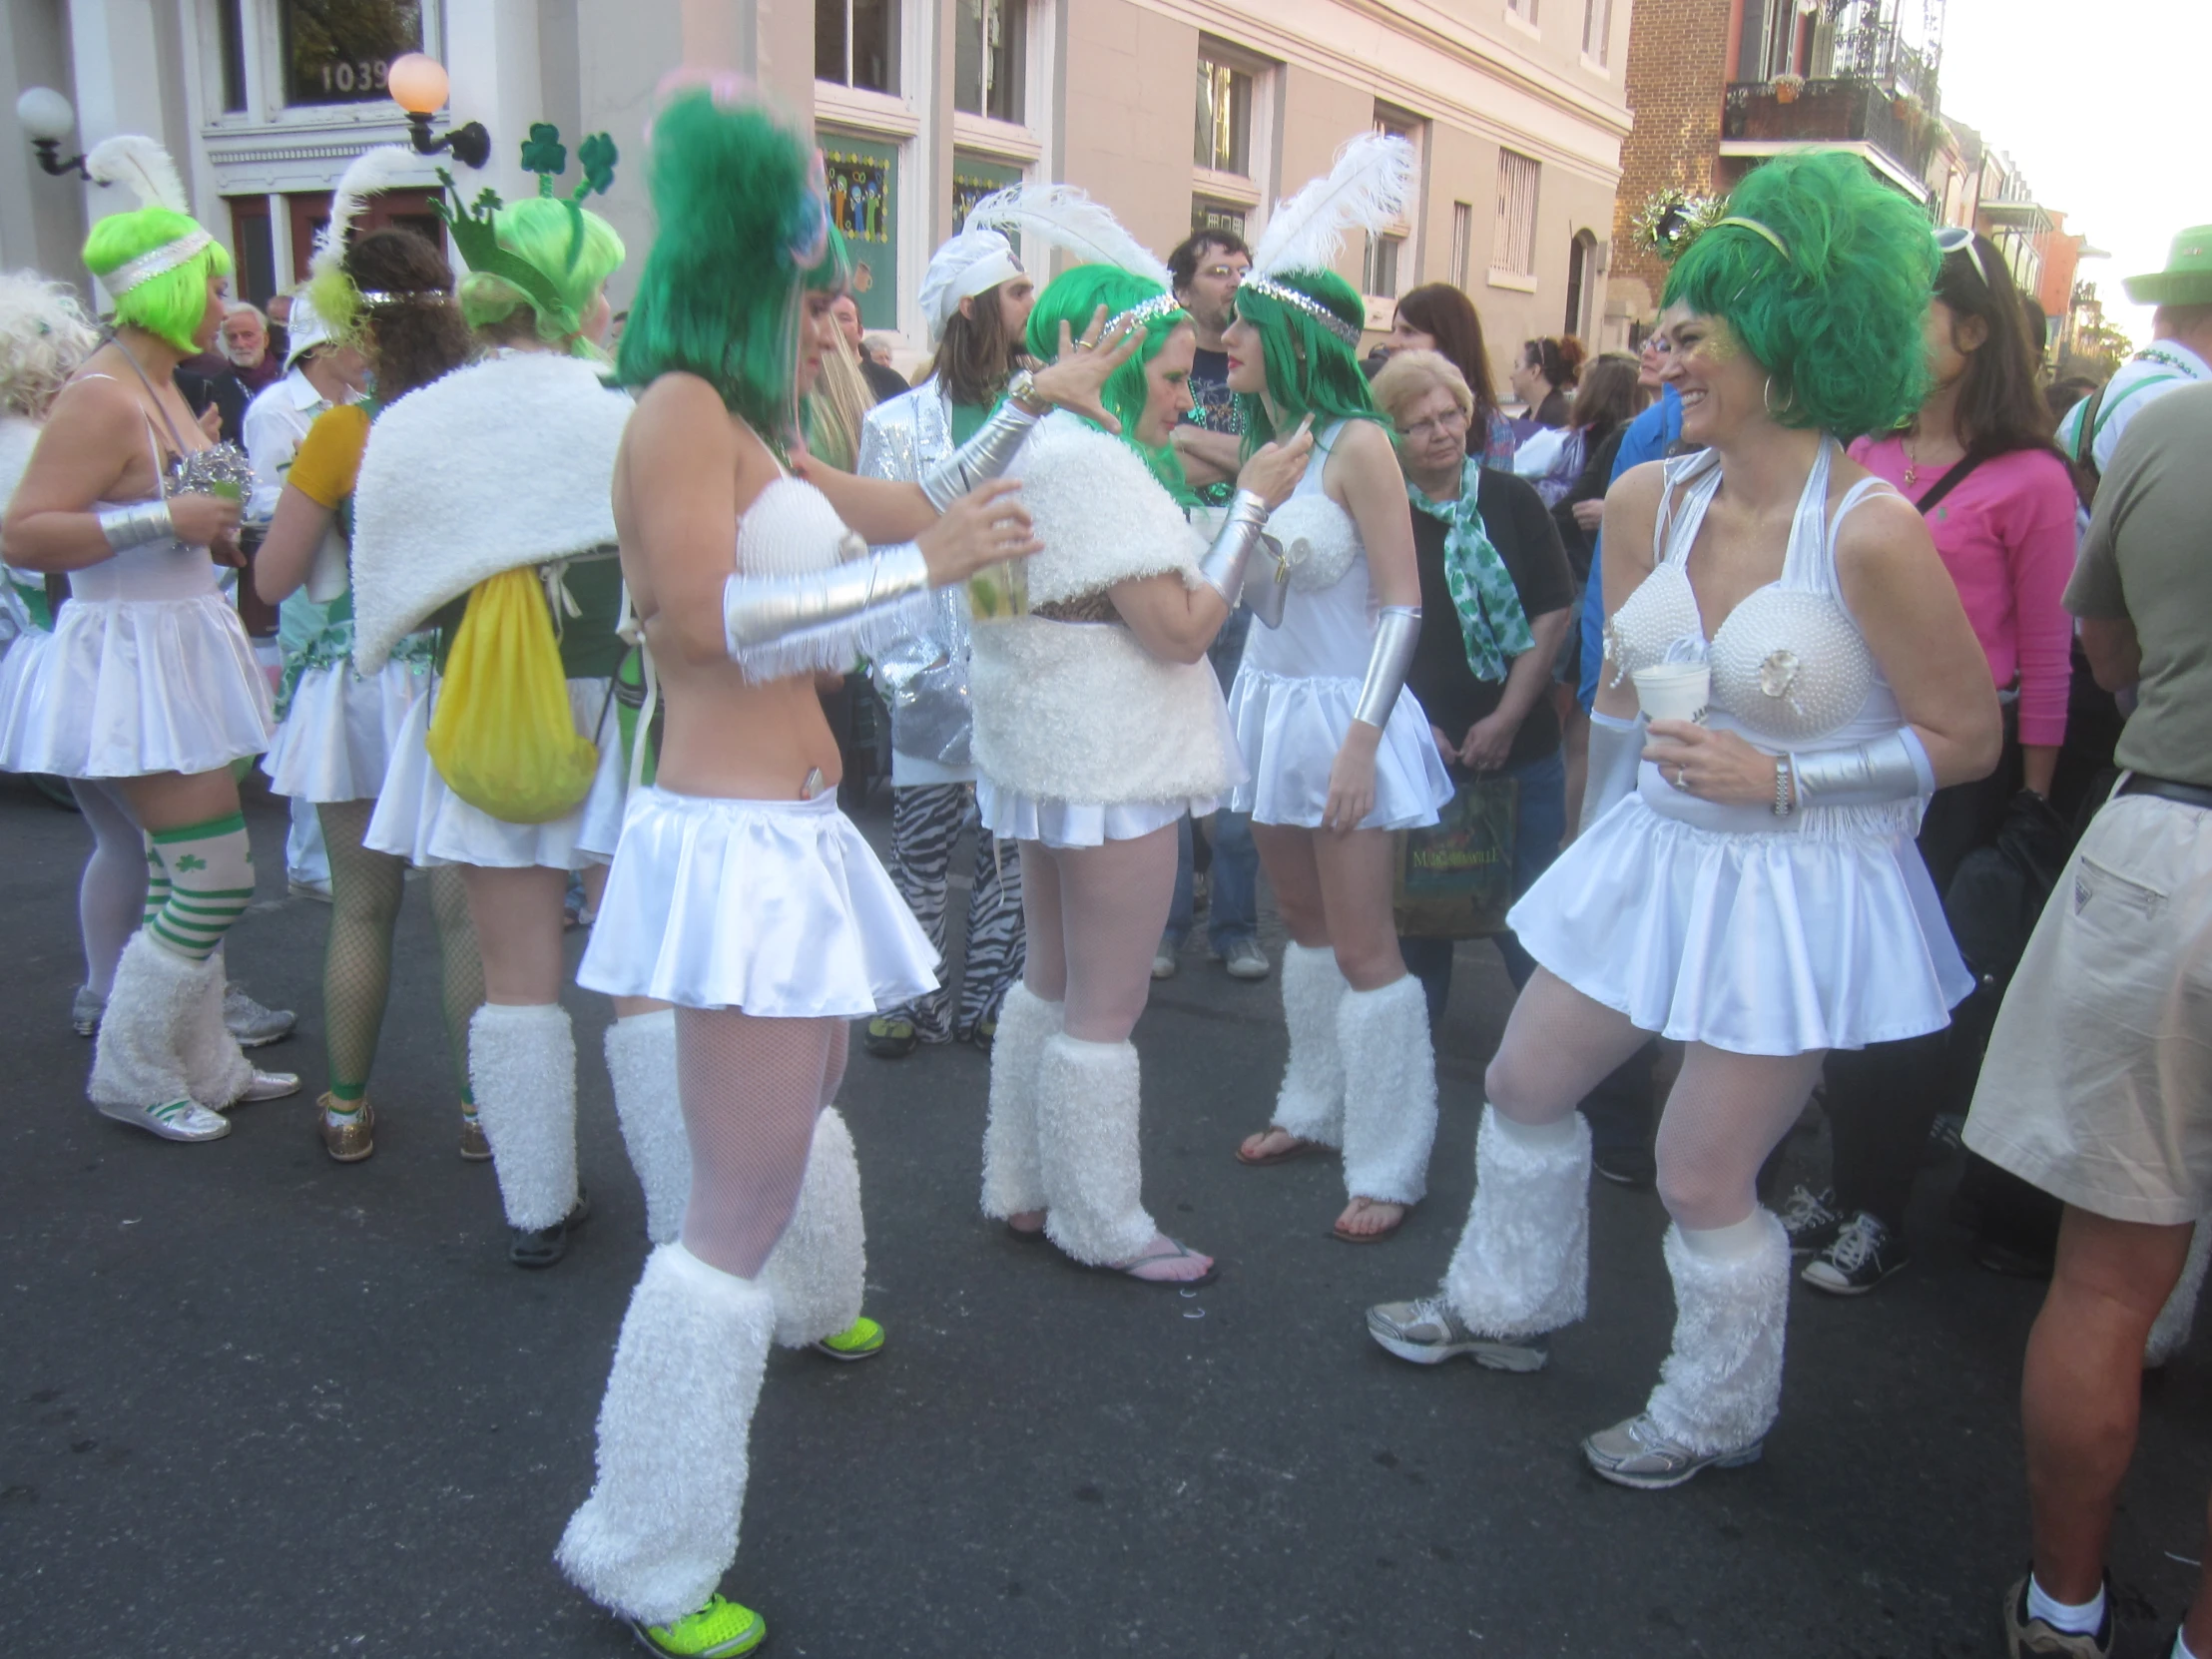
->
xmin=457 ymin=1108 xmax=491 ymax=1162
xmin=318 ymin=1093 xmax=375 ymax=1164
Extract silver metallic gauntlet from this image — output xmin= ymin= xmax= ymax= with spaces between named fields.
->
xmin=1197 ymin=490 xmax=1271 ymax=605
xmin=1788 ymin=729 xmax=1936 ymax=809
xmin=722 ymin=543 xmax=930 ymax=657
xmin=97 ymin=499 xmax=175 ymax=551
xmin=918 ymin=400 xmax=1042 ymax=512
xmin=1353 ymin=605 xmax=1421 ymax=730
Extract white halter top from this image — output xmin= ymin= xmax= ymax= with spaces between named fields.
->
xmin=736 ymin=475 xmax=864 ymax=577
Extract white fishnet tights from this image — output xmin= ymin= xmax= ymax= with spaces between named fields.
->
xmin=70 ymin=781 xmax=144 ymax=997
xmin=1016 ymin=827 xmax=1179 ymax=1042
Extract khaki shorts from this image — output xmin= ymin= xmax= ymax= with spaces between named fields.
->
xmin=1963 ymin=790 xmax=2212 ymax=1226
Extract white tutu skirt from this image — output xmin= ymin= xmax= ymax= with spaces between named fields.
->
xmin=579 ymin=787 xmax=939 ymax=1016
xmin=1507 ymin=793 xmax=1974 ymax=1055
xmin=0 ymin=594 xmax=273 ymax=778
xmin=974 ymin=780 xmax=1213 ymax=849
xmin=263 ymin=658 xmax=430 ymax=804
xmin=1225 ymin=668 xmax=1450 ymax=831
xmin=364 ymin=676 xmax=628 ymax=869
xmin=0 ymin=628 xmax=51 ymax=757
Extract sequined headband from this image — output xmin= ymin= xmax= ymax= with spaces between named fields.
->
xmin=1105 ymin=291 xmax=1185 ymax=336
xmin=96 ymin=230 xmax=216 ymax=300
xmin=356 ymin=288 xmax=448 ymax=306
xmin=1239 ymin=273 xmax=1361 ymax=347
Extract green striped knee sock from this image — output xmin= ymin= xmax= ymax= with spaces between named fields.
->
xmin=142 ymin=838 xmax=170 ymax=928
xmin=145 ymin=813 xmax=255 ymax=963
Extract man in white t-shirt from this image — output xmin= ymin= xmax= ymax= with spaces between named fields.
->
xmin=2057 ymin=227 xmax=2212 ymax=508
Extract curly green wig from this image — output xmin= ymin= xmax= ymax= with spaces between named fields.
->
xmin=84 ymin=209 xmax=234 ymax=353
xmin=1231 ymin=268 xmax=1378 ymax=452
xmin=1663 ymin=150 xmax=1938 ymax=437
xmin=458 ymin=195 xmax=625 ymax=355
xmin=616 ymin=87 xmax=826 ymax=440
xmin=1025 ymin=263 xmax=1193 ymax=503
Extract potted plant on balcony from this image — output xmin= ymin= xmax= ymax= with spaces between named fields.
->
xmin=1775 ymin=72 xmax=1806 ymax=104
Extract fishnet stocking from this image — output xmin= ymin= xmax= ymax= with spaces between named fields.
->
xmin=1016 ymin=826 xmax=1178 ymax=1043
xmin=69 ymin=781 xmax=145 ymax=997
xmin=1484 ymin=968 xmax=1652 ymax=1126
xmin=674 ymin=1008 xmax=837 ymax=1280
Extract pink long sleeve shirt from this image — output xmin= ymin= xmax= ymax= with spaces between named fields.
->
xmin=1847 ymin=437 xmax=2078 ymax=747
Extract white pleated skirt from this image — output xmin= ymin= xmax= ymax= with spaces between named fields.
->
xmin=974 ymin=780 xmax=1214 ymax=849
xmin=263 ymin=657 xmax=430 ymax=804
xmin=578 ymin=787 xmax=939 ymax=1017
xmin=1225 ymin=667 xmax=1450 ymax=831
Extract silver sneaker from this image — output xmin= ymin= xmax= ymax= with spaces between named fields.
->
xmin=1366 ymin=1295 xmax=1549 ymax=1372
xmin=96 ymin=1097 xmax=232 ymax=1143
xmin=223 ymin=985 xmax=296 ymax=1048
xmin=72 ymin=985 xmax=104 ymax=1037
xmin=1151 ymin=938 xmax=1180 ymax=980
xmin=1222 ymin=939 xmax=1271 ymax=980
xmin=1581 ymin=1412 xmax=1762 ymax=1490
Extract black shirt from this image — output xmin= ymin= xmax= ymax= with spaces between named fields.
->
xmin=860 ymin=357 xmax=909 ymax=405
xmin=1405 ymin=467 xmax=1574 ymax=768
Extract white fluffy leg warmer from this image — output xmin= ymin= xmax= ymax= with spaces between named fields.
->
xmin=1643 ymin=1213 xmax=1791 ymax=1455
xmin=980 ymin=983 xmax=1060 ymax=1220
xmin=606 ymin=1010 xmax=690 ymax=1247
xmin=1036 ymin=1033 xmax=1157 ymax=1266
xmin=470 ymin=1002 xmax=579 ymax=1231
xmin=2147 ymin=1219 xmax=2212 ymax=1368
xmin=89 ymin=930 xmax=204 ymax=1110
xmin=759 ymin=1107 xmax=866 ymax=1349
xmin=179 ymin=946 xmax=252 ymax=1109
xmin=555 ymin=1244 xmax=775 ymax=1624
xmin=1442 ymin=1107 xmax=1592 ymax=1337
xmin=1338 ymin=974 xmax=1437 ymax=1205
xmin=1270 ymin=942 xmax=1348 ymax=1146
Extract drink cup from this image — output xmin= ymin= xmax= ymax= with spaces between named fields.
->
xmin=1633 ymin=662 xmax=1710 ymax=724
xmin=965 ymin=557 xmax=1029 ymax=622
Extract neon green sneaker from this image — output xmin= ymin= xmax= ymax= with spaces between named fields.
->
xmin=630 ymin=1594 xmax=765 ymax=1657
xmin=813 ymin=1315 xmax=885 ymax=1363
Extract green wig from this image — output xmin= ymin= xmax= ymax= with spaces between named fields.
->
xmin=1025 ymin=263 xmax=1194 ymax=504
xmin=1230 ymin=267 xmax=1378 ymax=452
xmin=616 ymin=87 xmax=826 ymax=442
xmin=84 ymin=209 xmax=234 ymax=354
xmin=458 ymin=195 xmax=626 ymax=355
xmin=1663 ymin=149 xmax=1938 ymax=437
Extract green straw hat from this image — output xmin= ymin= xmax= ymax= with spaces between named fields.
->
xmin=2123 ymin=226 xmax=2212 ymax=306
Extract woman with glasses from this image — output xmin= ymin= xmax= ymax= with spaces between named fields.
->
xmin=1383 ymin=284 xmax=1517 ymax=466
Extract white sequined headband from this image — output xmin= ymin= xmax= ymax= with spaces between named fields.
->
xmin=97 ymin=229 xmax=216 ymax=299
xmin=1105 ymin=290 xmax=1185 ymax=336
xmin=1239 ymin=272 xmax=1360 ymax=347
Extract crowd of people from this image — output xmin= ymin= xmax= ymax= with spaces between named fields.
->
xmin=0 ymin=84 xmax=2207 ymax=1659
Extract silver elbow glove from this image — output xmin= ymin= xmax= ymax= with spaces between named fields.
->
xmin=1353 ymin=605 xmax=1422 ymax=730
xmin=722 ymin=543 xmax=930 ymax=658
xmin=1789 ymin=728 xmax=1936 ymax=809
xmin=918 ymin=399 xmax=1042 ymax=512
xmin=1196 ymin=490 xmax=1270 ymax=605
xmin=1580 ymin=709 xmax=1643 ymax=834
xmin=98 ymin=499 xmax=176 ymax=551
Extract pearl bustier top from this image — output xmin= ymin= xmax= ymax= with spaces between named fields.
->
xmin=736 ymin=477 xmax=862 ymax=577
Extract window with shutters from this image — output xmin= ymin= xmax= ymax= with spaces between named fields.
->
xmin=1492 ymin=150 xmax=1540 ymax=283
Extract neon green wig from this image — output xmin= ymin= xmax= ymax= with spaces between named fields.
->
xmin=1026 ymin=264 xmax=1194 ymax=504
xmin=84 ymin=209 xmax=234 ymax=353
xmin=1663 ymin=149 xmax=1937 ymax=436
xmin=1231 ymin=268 xmax=1377 ymax=452
xmin=458 ymin=195 xmax=625 ymax=355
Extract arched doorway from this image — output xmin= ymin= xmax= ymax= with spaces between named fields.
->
xmin=1563 ymin=229 xmax=1599 ymax=341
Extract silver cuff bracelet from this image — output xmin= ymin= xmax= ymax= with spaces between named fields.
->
xmin=1788 ymin=729 xmax=1934 ymax=808
xmin=918 ymin=400 xmax=1042 ymax=513
xmin=1196 ymin=490 xmax=1270 ymax=604
xmin=722 ymin=543 xmax=931 ymax=656
xmin=1353 ymin=605 xmax=1422 ymax=730
xmin=97 ymin=499 xmax=175 ymax=551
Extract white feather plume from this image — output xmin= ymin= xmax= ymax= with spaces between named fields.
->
xmin=85 ymin=135 xmax=190 ymax=215
xmin=1251 ymin=132 xmax=1416 ymax=277
xmin=963 ymin=184 xmax=1172 ymax=288
xmin=312 ymin=146 xmax=425 ymax=281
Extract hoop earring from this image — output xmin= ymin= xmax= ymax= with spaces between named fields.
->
xmin=1763 ymin=375 xmax=1796 ymax=417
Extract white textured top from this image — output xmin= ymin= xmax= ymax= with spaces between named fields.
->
xmin=736 ymin=477 xmax=857 ymax=577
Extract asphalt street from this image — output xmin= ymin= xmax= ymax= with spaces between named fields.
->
xmin=4 ymin=770 xmax=2209 ymax=1659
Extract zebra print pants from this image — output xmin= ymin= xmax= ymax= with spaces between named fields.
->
xmin=883 ymin=783 xmax=1025 ymax=1042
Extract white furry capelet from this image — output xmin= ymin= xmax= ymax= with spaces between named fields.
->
xmin=1010 ymin=412 xmax=1205 ymax=602
xmin=349 ymin=352 xmax=632 ymax=673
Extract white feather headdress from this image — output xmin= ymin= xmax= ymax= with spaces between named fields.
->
xmin=311 ymin=146 xmax=425 ymax=286
xmin=963 ymin=184 xmax=1172 ymax=289
xmin=1250 ymin=132 xmax=1415 ymax=278
xmin=85 ymin=135 xmax=191 ymax=214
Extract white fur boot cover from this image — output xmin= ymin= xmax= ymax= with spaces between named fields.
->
xmin=1036 ymin=1033 xmax=1157 ymax=1266
xmin=1644 ymin=1213 xmax=1791 ymax=1456
xmin=606 ymin=1010 xmax=690 ymax=1246
xmin=2147 ymin=1219 xmax=2212 ymax=1367
xmin=178 ymin=946 xmax=252 ymax=1109
xmin=980 ymin=984 xmax=1061 ymax=1220
xmin=555 ymin=1244 xmax=775 ymax=1624
xmin=470 ymin=1002 xmax=579 ymax=1231
xmin=1441 ymin=1106 xmax=1592 ymax=1337
xmin=1270 ymin=942 xmax=1348 ymax=1146
xmin=759 ymin=1107 xmax=865 ymax=1349
xmin=89 ymin=930 xmax=203 ymax=1110
xmin=1337 ymin=975 xmax=1437 ymax=1205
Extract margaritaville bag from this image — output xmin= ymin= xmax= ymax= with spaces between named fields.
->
xmin=1392 ymin=774 xmax=1517 ymax=939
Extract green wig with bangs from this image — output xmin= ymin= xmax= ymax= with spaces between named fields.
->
xmin=1230 ymin=267 xmax=1378 ymax=453
xmin=1025 ymin=263 xmax=1194 ymax=504
xmin=1663 ymin=149 xmax=1937 ymax=437
xmin=458 ymin=195 xmax=626 ymax=356
xmin=84 ymin=209 xmax=234 ymax=353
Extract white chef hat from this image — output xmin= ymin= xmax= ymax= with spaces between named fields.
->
xmin=281 ymin=291 xmax=332 ymax=370
xmin=916 ymin=227 xmax=1024 ymax=347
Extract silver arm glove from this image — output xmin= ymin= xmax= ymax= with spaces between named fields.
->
xmin=97 ymin=500 xmax=176 ymax=551
xmin=722 ymin=543 xmax=930 ymax=658
xmin=1353 ymin=605 xmax=1422 ymax=731
xmin=1789 ymin=728 xmax=1936 ymax=808
xmin=1196 ymin=490 xmax=1270 ymax=605
xmin=1579 ymin=709 xmax=1644 ymax=834
xmin=917 ymin=399 xmax=1042 ymax=512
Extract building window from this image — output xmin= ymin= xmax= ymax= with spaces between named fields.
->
xmin=227 ymin=197 xmax=276 ymax=306
xmin=1493 ymin=150 xmax=1539 ymax=279
xmin=1449 ymin=202 xmax=1473 ymax=288
xmin=217 ymin=0 xmax=249 ymax=113
xmin=1195 ymin=53 xmax=1253 ymax=176
xmin=818 ymin=0 xmax=901 ymax=95
xmin=954 ymin=155 xmax=1024 ymax=234
xmin=279 ymin=0 xmax=422 ymax=108
xmin=1369 ymin=107 xmax=1421 ymax=296
xmin=1364 ymin=235 xmax=1403 ymax=300
xmin=1192 ymin=199 xmax=1248 ymax=238
xmin=824 ymin=138 xmax=900 ymax=328
xmin=954 ymin=0 xmax=1024 ymax=123
xmin=1581 ymin=0 xmax=1611 ymax=63
xmin=1506 ymin=0 xmax=1537 ymax=22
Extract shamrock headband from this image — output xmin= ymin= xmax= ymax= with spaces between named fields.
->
xmin=436 ymin=124 xmax=619 ymax=330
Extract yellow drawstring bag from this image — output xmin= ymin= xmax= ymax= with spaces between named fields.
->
xmin=425 ymin=567 xmax=599 ymax=824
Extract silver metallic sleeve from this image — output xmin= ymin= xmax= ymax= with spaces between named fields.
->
xmin=1788 ymin=728 xmax=1936 ymax=808
xmin=1196 ymin=489 xmax=1269 ymax=605
xmin=722 ymin=543 xmax=931 ymax=658
xmin=1353 ymin=605 xmax=1422 ymax=731
xmin=97 ymin=499 xmax=176 ymax=551
xmin=1579 ymin=709 xmax=1644 ymax=834
xmin=917 ymin=400 xmax=1042 ymax=512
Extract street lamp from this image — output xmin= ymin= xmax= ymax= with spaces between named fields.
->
xmin=16 ymin=87 xmax=98 ymax=182
xmin=387 ymin=53 xmax=490 ymax=170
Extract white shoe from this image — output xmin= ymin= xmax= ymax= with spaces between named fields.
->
xmin=1222 ymin=939 xmax=1271 ymax=980
xmin=96 ymin=1097 xmax=231 ymax=1142
xmin=1151 ymin=938 xmax=1180 ymax=979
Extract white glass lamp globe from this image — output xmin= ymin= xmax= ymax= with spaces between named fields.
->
xmin=16 ymin=87 xmax=76 ymax=143
xmin=386 ymin=54 xmax=449 ymax=117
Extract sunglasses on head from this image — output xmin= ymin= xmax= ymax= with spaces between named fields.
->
xmin=1935 ymin=226 xmax=2007 ymax=298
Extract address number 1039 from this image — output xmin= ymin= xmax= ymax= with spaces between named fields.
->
xmin=317 ymin=58 xmax=392 ymax=96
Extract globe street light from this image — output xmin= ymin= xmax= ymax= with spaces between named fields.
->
xmin=386 ymin=53 xmax=490 ymax=170
xmin=16 ymin=87 xmax=98 ymax=182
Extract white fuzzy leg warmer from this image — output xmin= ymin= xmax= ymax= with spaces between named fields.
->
xmin=178 ymin=945 xmax=252 ymax=1109
xmin=1036 ymin=1033 xmax=1157 ymax=1266
xmin=1441 ymin=1107 xmax=1592 ymax=1337
xmin=1338 ymin=975 xmax=1438 ymax=1205
xmin=470 ymin=1002 xmax=579 ymax=1231
xmin=1643 ymin=1213 xmax=1791 ymax=1456
xmin=1270 ymin=942 xmax=1349 ymax=1145
xmin=555 ymin=1244 xmax=775 ymax=1625
xmin=2147 ymin=1219 xmax=2212 ymax=1368
xmin=980 ymin=983 xmax=1061 ymax=1220
xmin=89 ymin=930 xmax=204 ymax=1110
xmin=606 ymin=1010 xmax=690 ymax=1246
xmin=759 ymin=1107 xmax=866 ymax=1349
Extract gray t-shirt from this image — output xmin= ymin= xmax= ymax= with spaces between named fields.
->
xmin=2066 ymin=381 xmax=2212 ymax=788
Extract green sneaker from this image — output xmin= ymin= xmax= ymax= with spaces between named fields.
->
xmin=813 ymin=1315 xmax=885 ymax=1363
xmin=863 ymin=1016 xmax=917 ymax=1058
xmin=631 ymin=1595 xmax=766 ymax=1657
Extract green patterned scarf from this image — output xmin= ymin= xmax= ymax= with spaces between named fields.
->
xmin=1406 ymin=456 xmax=1531 ymax=683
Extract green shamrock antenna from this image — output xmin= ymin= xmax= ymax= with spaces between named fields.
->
xmin=433 ymin=121 xmax=619 ymax=326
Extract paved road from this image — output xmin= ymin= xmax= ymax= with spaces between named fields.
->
xmin=3 ymin=772 xmax=2208 ymax=1658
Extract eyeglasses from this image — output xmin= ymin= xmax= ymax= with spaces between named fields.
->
xmin=1936 ymin=226 xmax=2007 ymax=298
xmin=1196 ymin=264 xmax=1247 ymax=282
xmin=1394 ymin=405 xmax=1469 ymax=441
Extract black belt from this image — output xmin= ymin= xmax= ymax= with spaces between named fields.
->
xmin=2118 ymin=773 xmax=2212 ymax=811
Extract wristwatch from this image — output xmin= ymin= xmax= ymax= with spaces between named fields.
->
xmin=1005 ymin=368 xmax=1044 ymax=414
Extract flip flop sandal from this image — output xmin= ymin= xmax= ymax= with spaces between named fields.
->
xmin=1102 ymin=1238 xmax=1220 ymax=1288
xmin=1236 ymin=1132 xmax=1325 ymax=1167
xmin=1331 ymin=1203 xmax=1409 ymax=1245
